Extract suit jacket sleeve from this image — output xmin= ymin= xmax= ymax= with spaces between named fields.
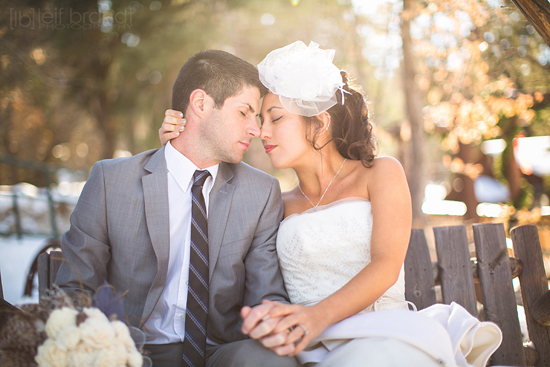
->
xmin=243 ymin=177 xmax=289 ymax=306
xmin=55 ymin=161 xmax=111 ymax=297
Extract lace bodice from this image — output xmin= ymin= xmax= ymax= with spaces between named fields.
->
xmin=277 ymin=198 xmax=408 ymax=312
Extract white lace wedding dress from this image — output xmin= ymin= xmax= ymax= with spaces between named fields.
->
xmin=277 ymin=198 xmax=502 ymax=367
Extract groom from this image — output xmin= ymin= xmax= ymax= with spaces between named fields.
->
xmin=56 ymin=50 xmax=299 ymax=367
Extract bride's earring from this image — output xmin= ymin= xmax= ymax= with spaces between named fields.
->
xmin=320 ymin=116 xmax=330 ymax=135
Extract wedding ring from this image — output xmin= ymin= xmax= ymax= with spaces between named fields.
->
xmin=297 ymin=324 xmax=309 ymax=335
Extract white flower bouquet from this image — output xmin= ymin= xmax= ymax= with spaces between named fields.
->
xmin=0 ymin=284 xmax=151 ymax=367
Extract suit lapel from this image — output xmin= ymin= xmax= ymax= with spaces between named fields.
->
xmin=208 ymin=162 xmax=235 ymax=279
xmin=141 ymin=147 xmax=171 ymax=321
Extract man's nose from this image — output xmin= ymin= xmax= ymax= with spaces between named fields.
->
xmin=247 ymin=117 xmax=260 ymax=137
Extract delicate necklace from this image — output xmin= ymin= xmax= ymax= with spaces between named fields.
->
xmin=298 ymin=158 xmax=347 ymax=210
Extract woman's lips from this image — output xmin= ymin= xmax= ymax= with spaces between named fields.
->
xmin=264 ymin=145 xmax=276 ymax=153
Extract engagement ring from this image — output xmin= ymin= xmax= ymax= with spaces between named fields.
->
xmin=297 ymin=324 xmax=309 ymax=335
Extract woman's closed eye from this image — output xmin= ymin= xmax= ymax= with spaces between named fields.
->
xmin=271 ymin=115 xmax=283 ymax=123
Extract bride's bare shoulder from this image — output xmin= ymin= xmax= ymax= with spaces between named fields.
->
xmin=353 ymin=156 xmax=404 ymax=177
xmin=372 ymin=156 xmax=405 ymax=171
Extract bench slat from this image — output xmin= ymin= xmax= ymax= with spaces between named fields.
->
xmin=38 ymin=252 xmax=50 ymax=300
xmin=473 ymin=223 xmax=525 ymax=366
xmin=38 ymin=250 xmax=64 ymax=300
xmin=511 ymin=225 xmax=550 ymax=367
xmin=433 ymin=225 xmax=478 ymax=317
xmin=405 ymin=229 xmax=436 ymax=310
xmin=49 ymin=250 xmax=64 ymax=287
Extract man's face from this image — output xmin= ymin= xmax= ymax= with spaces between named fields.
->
xmin=200 ymin=86 xmax=261 ymax=164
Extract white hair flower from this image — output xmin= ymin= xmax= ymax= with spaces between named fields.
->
xmin=258 ymin=41 xmax=344 ymax=117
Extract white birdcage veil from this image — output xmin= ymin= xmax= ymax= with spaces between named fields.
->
xmin=258 ymin=41 xmax=344 ymax=117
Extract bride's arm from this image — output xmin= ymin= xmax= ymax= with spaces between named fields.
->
xmin=159 ymin=109 xmax=186 ymax=145
xmin=243 ymin=157 xmax=412 ymax=355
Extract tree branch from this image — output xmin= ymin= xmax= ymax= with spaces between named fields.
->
xmin=510 ymin=0 xmax=550 ymax=47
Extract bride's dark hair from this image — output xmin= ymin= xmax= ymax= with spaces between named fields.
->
xmin=302 ymin=71 xmax=377 ymax=168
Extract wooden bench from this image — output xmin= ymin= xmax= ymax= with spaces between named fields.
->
xmin=39 ymin=223 xmax=549 ymax=366
xmin=37 ymin=250 xmax=64 ymax=299
xmin=405 ymin=223 xmax=550 ymax=366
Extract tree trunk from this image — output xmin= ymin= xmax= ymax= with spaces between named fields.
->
xmin=510 ymin=0 xmax=550 ymax=47
xmin=92 ymin=93 xmax=116 ymax=159
xmin=457 ymin=143 xmax=479 ymax=222
xmin=401 ymin=0 xmax=426 ymax=225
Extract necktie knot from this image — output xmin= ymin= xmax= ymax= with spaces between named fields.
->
xmin=193 ymin=170 xmax=210 ymax=188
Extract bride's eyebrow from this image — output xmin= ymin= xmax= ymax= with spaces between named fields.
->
xmin=267 ymin=106 xmax=283 ymax=113
xmin=259 ymin=105 xmax=283 ymax=121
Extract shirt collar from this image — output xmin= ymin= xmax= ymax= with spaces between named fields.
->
xmin=164 ymin=141 xmax=219 ymax=193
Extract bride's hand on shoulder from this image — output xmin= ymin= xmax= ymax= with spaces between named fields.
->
xmin=159 ymin=109 xmax=186 ymax=145
xmin=259 ymin=301 xmax=330 ymax=356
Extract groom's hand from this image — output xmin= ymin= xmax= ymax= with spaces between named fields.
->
xmin=242 ymin=300 xmax=298 ymax=356
xmin=241 ymin=300 xmax=279 ymax=337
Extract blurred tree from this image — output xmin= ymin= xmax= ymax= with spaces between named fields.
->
xmin=406 ymin=0 xmax=550 ymax=221
xmin=2 ymin=0 xmax=548 ymax=223
xmin=402 ymin=0 xmax=426 ymax=224
xmin=1 ymin=0 xmax=231 ymax=175
xmin=510 ymin=0 xmax=550 ymax=47
xmin=0 ymin=0 xmax=61 ymax=185
xmin=1 ymin=0 xmax=373 ymax=182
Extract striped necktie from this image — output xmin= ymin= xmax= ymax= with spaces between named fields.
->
xmin=183 ymin=170 xmax=211 ymax=367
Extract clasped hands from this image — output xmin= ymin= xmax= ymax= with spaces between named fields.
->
xmin=241 ymin=300 xmax=327 ymax=356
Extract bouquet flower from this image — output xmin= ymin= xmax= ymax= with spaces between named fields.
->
xmin=0 ymin=284 xmax=151 ymax=367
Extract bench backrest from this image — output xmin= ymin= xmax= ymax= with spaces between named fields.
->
xmin=405 ymin=223 xmax=550 ymax=367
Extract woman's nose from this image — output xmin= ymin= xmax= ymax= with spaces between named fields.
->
xmin=260 ymin=124 xmax=271 ymax=140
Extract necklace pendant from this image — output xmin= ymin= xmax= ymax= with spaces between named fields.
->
xmin=297 ymin=158 xmax=347 ymax=211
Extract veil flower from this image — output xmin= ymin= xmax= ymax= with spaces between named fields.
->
xmin=258 ymin=41 xmax=344 ymax=117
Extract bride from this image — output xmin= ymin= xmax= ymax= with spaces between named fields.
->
xmin=160 ymin=41 xmax=502 ymax=367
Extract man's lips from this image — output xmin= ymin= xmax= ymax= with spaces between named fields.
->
xmin=264 ymin=145 xmax=276 ymax=153
xmin=239 ymin=141 xmax=250 ymax=150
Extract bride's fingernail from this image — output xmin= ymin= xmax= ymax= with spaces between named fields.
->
xmin=177 ymin=125 xmax=184 ymax=132
xmin=181 ymin=119 xmax=186 ymax=125
xmin=178 ymin=112 xmax=183 ymax=117
xmin=175 ymin=132 xmax=180 ymax=136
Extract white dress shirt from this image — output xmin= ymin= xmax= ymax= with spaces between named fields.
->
xmin=144 ymin=141 xmax=219 ymax=344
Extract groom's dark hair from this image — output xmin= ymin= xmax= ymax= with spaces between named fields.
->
xmin=172 ymin=49 xmax=267 ymax=114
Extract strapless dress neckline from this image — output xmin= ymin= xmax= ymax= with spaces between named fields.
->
xmin=281 ymin=197 xmax=370 ymax=225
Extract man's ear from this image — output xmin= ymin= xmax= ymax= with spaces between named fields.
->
xmin=188 ymin=89 xmax=214 ymax=119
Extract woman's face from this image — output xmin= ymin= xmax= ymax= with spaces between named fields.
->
xmin=259 ymin=93 xmax=311 ymax=169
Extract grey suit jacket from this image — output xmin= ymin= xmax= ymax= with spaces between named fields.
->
xmin=56 ymin=146 xmax=289 ymax=343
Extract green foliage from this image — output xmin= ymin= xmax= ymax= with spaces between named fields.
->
xmin=514 ymin=177 xmax=534 ymax=209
